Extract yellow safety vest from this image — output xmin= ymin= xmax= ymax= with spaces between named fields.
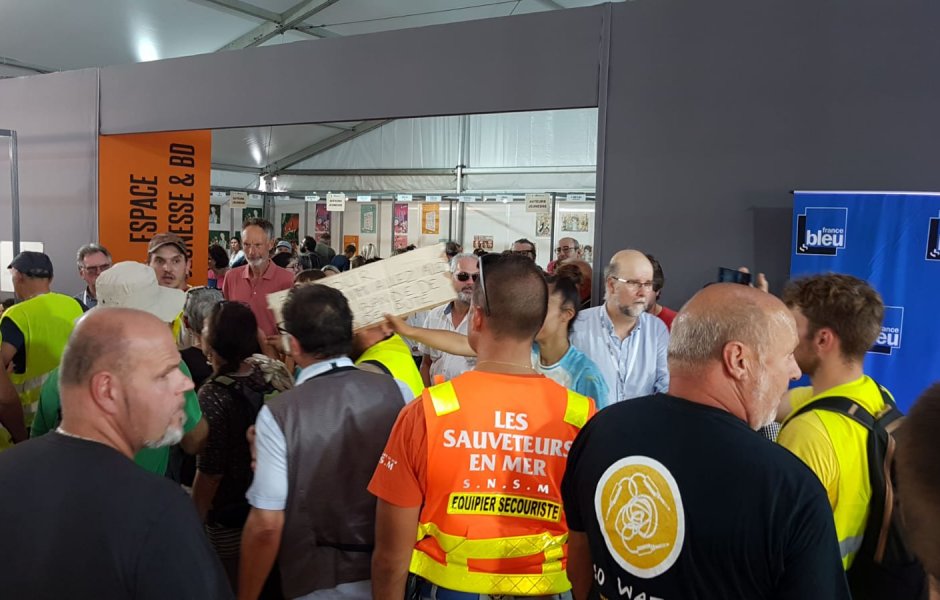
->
xmin=779 ymin=376 xmax=888 ymax=569
xmin=355 ymin=334 xmax=424 ymax=398
xmin=1 ymin=293 xmax=83 ymax=448
xmin=413 ymin=374 xmax=595 ymax=595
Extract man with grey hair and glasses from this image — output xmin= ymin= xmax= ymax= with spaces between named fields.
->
xmin=418 ymin=252 xmax=479 ymax=386
xmin=74 ymin=243 xmax=112 ymax=310
xmin=562 ymin=283 xmax=849 ymax=600
xmin=570 ymin=249 xmax=669 ymax=404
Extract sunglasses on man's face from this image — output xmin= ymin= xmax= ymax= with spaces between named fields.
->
xmin=455 ymin=272 xmax=479 ymax=282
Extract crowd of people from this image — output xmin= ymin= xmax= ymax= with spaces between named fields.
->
xmin=0 ymin=217 xmax=937 ymax=600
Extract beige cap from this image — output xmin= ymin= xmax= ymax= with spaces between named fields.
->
xmin=147 ymin=232 xmax=189 ymax=257
xmin=95 ymin=262 xmax=185 ymax=323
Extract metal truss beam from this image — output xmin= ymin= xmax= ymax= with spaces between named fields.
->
xmin=263 ymin=119 xmax=392 ymax=175
xmin=218 ymin=0 xmax=343 ymax=50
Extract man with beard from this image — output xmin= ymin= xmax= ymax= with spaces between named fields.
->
xmin=30 ymin=262 xmax=208 ymax=475
xmin=222 ymin=218 xmax=294 ymax=339
xmin=0 ymin=308 xmax=232 ymax=598
xmin=562 ymin=283 xmax=849 ymax=600
xmin=570 ymin=250 xmax=669 ymax=403
xmin=778 ymin=274 xmax=903 ymax=589
xmin=418 ymin=253 xmax=479 ymax=386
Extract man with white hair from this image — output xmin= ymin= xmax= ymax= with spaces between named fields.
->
xmin=570 ymin=249 xmax=669 ymax=403
xmin=562 ymin=283 xmax=849 ymax=600
xmin=0 ymin=307 xmax=232 ymax=598
xmin=418 ymin=253 xmax=479 ymax=386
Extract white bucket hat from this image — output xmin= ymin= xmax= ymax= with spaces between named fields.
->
xmin=95 ymin=261 xmax=185 ymax=323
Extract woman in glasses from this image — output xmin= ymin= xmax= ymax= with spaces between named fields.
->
xmin=191 ymin=301 xmax=293 ymax=591
xmin=386 ymin=268 xmax=609 ymax=408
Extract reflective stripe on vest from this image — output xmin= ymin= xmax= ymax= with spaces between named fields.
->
xmin=415 ymin=378 xmax=594 ymax=595
xmin=428 ymin=381 xmax=591 ymax=427
xmin=13 ymin=372 xmax=50 ymax=396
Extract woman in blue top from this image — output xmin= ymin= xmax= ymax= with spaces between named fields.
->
xmin=534 ymin=271 xmax=610 ymax=407
xmin=386 ymin=269 xmax=609 ymax=408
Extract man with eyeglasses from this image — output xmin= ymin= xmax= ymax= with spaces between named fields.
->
xmin=570 ymin=249 xmax=669 ymax=404
xmin=510 ymin=238 xmax=537 ymax=262
xmin=546 ymin=237 xmax=582 ymax=274
xmin=74 ymin=243 xmax=112 ymax=310
xmin=418 ymin=253 xmax=479 ymax=386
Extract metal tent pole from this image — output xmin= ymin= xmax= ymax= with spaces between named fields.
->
xmin=0 ymin=129 xmax=20 ymax=255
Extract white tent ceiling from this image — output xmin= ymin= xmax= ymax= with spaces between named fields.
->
xmin=1 ymin=0 xmax=613 ymax=192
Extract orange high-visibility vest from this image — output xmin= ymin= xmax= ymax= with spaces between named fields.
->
xmin=411 ymin=371 xmax=595 ymax=595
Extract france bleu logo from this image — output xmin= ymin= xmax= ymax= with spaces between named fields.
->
xmin=870 ymin=306 xmax=904 ymax=355
xmin=926 ymin=211 xmax=940 ymax=261
xmin=796 ymin=207 xmax=848 ymax=256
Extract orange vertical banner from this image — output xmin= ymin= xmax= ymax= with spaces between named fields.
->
xmin=98 ymin=131 xmax=211 ymax=286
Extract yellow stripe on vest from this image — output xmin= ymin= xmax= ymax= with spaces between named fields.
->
xmin=415 ymin=522 xmax=567 ymax=560
xmin=564 ymin=390 xmax=590 ymax=428
xmin=428 ymin=381 xmax=460 ymax=416
xmin=410 ymin=550 xmax=571 ymax=595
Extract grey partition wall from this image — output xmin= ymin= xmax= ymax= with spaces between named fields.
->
xmin=598 ymin=0 xmax=940 ymax=304
xmin=98 ymin=7 xmax=604 ymax=133
xmin=0 ymin=69 xmax=99 ymax=296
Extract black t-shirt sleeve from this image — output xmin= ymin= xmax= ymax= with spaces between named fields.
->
xmin=0 ymin=316 xmax=26 ymax=373
xmin=135 ymin=492 xmax=234 ymax=600
xmin=562 ymin=423 xmax=592 ymax=532
xmin=775 ymin=485 xmax=851 ymax=600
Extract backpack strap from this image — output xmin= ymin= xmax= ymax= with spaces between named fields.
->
xmin=789 ymin=379 xmax=898 ymax=431
xmin=358 ymin=359 xmax=392 ymax=377
xmin=209 ymin=374 xmax=264 ymax=413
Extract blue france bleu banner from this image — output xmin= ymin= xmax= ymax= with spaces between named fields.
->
xmin=791 ymin=192 xmax=940 ymax=412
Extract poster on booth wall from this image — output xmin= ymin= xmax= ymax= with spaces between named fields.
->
xmin=242 ymin=207 xmax=263 ymax=221
xmin=209 ymin=204 xmax=222 ymax=226
xmin=421 ymin=203 xmax=440 ymax=234
xmin=394 ymin=203 xmax=409 ymax=235
xmin=343 ymin=235 xmax=360 ymax=254
xmin=315 ymin=204 xmax=331 ymax=237
xmin=281 ymin=213 xmax=300 ymax=242
xmin=360 ymin=204 xmax=377 ymax=233
xmin=209 ymin=230 xmax=230 ymax=248
xmin=562 ymin=213 xmax=590 ymax=232
xmin=98 ymin=130 xmax=211 ymax=286
xmin=791 ymin=191 xmax=940 ymax=413
xmin=473 ymin=235 xmax=494 ymax=250
xmin=394 ymin=235 xmax=409 ymax=251
xmin=535 ymin=213 xmax=552 ymax=238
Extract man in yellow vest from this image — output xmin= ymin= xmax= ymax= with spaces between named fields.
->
xmin=778 ymin=274 xmax=890 ymax=575
xmin=0 ymin=252 xmax=84 ymax=448
xmin=369 ymin=254 xmax=597 ymax=600
xmin=354 ymin=323 xmax=424 ymax=399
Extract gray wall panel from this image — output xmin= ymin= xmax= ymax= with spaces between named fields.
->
xmin=598 ymin=0 xmax=940 ymax=307
xmin=0 ymin=69 xmax=99 ymax=297
xmin=99 ymin=7 xmax=605 ymax=134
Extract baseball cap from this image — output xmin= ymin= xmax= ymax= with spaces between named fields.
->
xmin=276 ymin=240 xmax=292 ymax=251
xmin=95 ymin=262 xmax=185 ymax=323
xmin=148 ymin=232 xmax=189 ymax=257
xmin=7 ymin=251 xmax=53 ymax=279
